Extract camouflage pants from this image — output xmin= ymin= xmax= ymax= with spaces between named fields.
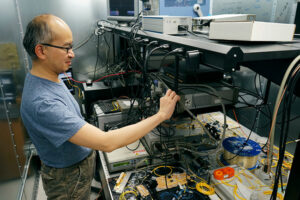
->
xmin=41 ymin=151 xmax=96 ymax=200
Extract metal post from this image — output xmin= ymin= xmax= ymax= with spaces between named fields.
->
xmin=17 ymin=142 xmax=37 ymax=200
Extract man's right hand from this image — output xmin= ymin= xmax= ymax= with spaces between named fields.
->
xmin=158 ymin=89 xmax=180 ymax=121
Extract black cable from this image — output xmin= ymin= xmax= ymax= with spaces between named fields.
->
xmin=251 ymin=74 xmax=266 ymax=113
xmin=92 ymin=34 xmax=100 ymax=81
xmin=187 ymin=30 xmax=209 ymax=38
xmin=108 ymin=109 xmax=140 ymax=129
xmin=238 ymin=94 xmax=266 ymax=108
xmin=138 ymin=45 xmax=171 ymax=120
xmin=178 ymin=25 xmax=209 ymax=38
xmin=145 ymin=40 xmax=158 ymax=51
xmin=109 ymin=78 xmax=114 ymax=99
xmin=73 ymin=32 xmax=94 ymax=51
xmin=128 ymin=21 xmax=143 ymax=67
xmin=125 ymin=97 xmax=137 ymax=124
xmin=131 ymin=11 xmax=142 ymax=28
xmin=234 ymin=106 xmax=271 ymax=131
xmin=162 ymin=126 xmax=169 ymax=191
xmin=221 ymin=80 xmax=265 ymax=101
xmin=103 ymin=33 xmax=112 ymax=74
xmin=258 ymin=74 xmax=265 ymax=98
xmin=225 ymin=107 xmax=261 ymax=161
xmin=281 ymin=69 xmax=300 ymax=178
xmin=144 ymin=44 xmax=170 ymax=74
xmin=259 ymin=107 xmax=300 ymax=124
xmin=126 ymin=140 xmax=141 ymax=151
xmin=136 ymin=74 xmax=156 ymax=119
xmin=153 ymin=125 xmax=176 ymax=137
xmin=271 ymin=67 xmax=300 ymax=199
xmin=261 ymin=138 xmax=269 ymax=153
xmin=192 ymin=20 xmax=212 ymax=28
xmin=254 ymin=73 xmax=263 ymax=99
xmin=158 ymin=48 xmax=184 ymax=72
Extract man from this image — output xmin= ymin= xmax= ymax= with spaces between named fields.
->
xmin=21 ymin=14 xmax=180 ymax=199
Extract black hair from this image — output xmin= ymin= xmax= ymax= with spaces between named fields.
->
xmin=23 ymin=14 xmax=53 ymax=60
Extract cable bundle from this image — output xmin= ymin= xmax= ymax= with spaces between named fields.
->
xmin=265 ymin=55 xmax=300 ymax=199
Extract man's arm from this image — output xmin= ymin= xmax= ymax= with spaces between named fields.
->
xmin=69 ymin=89 xmax=180 ymax=152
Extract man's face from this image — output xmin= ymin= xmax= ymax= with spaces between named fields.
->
xmin=43 ymin=19 xmax=75 ymax=74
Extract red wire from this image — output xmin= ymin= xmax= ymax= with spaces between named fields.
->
xmin=66 ymin=76 xmax=86 ymax=83
xmin=232 ymin=109 xmax=248 ymax=137
xmin=93 ymin=70 xmax=141 ymax=82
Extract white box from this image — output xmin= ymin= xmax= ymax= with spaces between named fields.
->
xmin=209 ymin=21 xmax=295 ymax=42
xmin=198 ymin=14 xmax=256 ymax=22
xmin=142 ymin=16 xmax=192 ymax=35
xmin=104 ymin=140 xmax=149 ymax=172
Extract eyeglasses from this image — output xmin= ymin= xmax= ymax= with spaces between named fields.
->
xmin=41 ymin=43 xmax=73 ymax=54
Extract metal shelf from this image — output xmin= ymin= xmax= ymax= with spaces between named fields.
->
xmin=106 ymin=24 xmax=300 ymax=74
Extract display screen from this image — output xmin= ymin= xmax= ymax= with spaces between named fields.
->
xmin=109 ymin=0 xmax=135 ymax=16
xmin=113 ymin=161 xmax=130 ymax=167
xmin=58 ymin=68 xmax=74 ymax=94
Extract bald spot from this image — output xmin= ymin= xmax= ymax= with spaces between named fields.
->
xmin=49 ymin=17 xmax=72 ymax=42
xmin=34 ymin=14 xmax=72 ymax=43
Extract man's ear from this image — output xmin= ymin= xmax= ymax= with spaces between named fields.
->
xmin=35 ymin=44 xmax=47 ymax=59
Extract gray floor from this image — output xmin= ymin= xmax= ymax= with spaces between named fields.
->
xmin=0 ymin=173 xmax=37 ymax=200
xmin=0 ymin=157 xmax=101 ymax=200
xmin=0 ymin=175 xmax=101 ymax=200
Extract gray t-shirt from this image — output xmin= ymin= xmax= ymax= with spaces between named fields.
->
xmin=21 ymin=73 xmax=91 ymax=168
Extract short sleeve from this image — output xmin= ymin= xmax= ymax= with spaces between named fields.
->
xmin=36 ymin=99 xmax=86 ymax=147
